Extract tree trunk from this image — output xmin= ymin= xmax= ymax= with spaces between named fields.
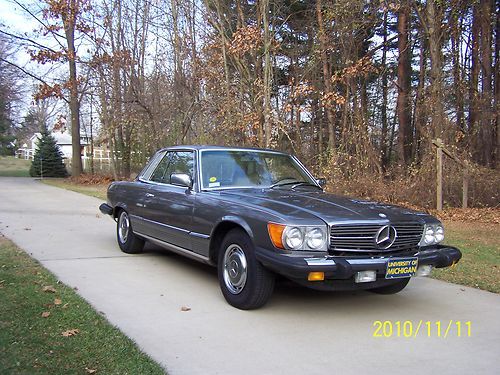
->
xmin=427 ymin=0 xmax=445 ymax=138
xmin=260 ymin=0 xmax=272 ymax=147
xmin=380 ymin=11 xmax=389 ymax=170
xmin=316 ymin=0 xmax=336 ymax=150
xmin=469 ymin=3 xmax=480 ymax=147
xmin=495 ymin=0 xmax=499 ymax=167
xmin=414 ymin=29 xmax=427 ymax=163
xmin=450 ymin=6 xmax=464 ymax=131
xmin=63 ymin=0 xmax=82 ymax=176
xmin=479 ymin=0 xmax=493 ymax=166
xmin=396 ymin=1 xmax=412 ymax=165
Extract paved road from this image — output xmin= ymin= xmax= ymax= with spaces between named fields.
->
xmin=0 ymin=177 xmax=499 ymax=375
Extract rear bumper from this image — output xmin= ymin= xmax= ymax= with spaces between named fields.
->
xmin=255 ymin=245 xmax=462 ymax=291
xmin=99 ymin=203 xmax=113 ymax=216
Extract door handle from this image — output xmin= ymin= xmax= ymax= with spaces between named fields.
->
xmin=145 ymin=193 xmax=155 ymax=197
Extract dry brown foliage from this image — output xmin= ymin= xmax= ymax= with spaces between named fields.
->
xmin=430 ymin=208 xmax=500 ymax=224
xmin=313 ymin=151 xmax=499 ymax=223
xmin=68 ymin=174 xmax=114 ymax=185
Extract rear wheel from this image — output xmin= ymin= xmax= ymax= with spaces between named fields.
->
xmin=218 ymin=229 xmax=275 ymax=309
xmin=116 ymin=210 xmax=144 ymax=254
xmin=369 ymin=278 xmax=410 ymax=295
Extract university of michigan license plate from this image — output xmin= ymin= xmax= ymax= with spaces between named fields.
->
xmin=385 ymin=257 xmax=418 ymax=279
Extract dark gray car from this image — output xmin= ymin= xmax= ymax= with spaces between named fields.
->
xmin=99 ymin=145 xmax=462 ymax=309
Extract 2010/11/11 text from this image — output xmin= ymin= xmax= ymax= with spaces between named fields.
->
xmin=372 ymin=320 xmax=471 ymax=338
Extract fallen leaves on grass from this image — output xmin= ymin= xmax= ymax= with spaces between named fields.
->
xmin=41 ymin=311 xmax=50 ymax=318
xmin=42 ymin=285 xmax=56 ymax=293
xmin=61 ymin=329 xmax=80 ymax=337
xmin=180 ymin=306 xmax=191 ymax=312
xmin=430 ymin=208 xmax=500 ymax=224
xmin=85 ymin=368 xmax=97 ymax=374
xmin=54 ymin=298 xmax=62 ymax=305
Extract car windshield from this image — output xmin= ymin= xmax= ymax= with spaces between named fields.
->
xmin=200 ymin=150 xmax=316 ymax=190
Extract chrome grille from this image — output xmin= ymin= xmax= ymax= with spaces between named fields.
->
xmin=329 ymin=223 xmax=424 ymax=253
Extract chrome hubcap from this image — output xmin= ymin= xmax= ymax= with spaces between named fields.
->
xmin=223 ymin=244 xmax=247 ymax=294
xmin=118 ymin=212 xmax=130 ymax=243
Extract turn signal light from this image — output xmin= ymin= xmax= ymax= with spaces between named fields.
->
xmin=308 ymin=272 xmax=325 ymax=281
xmin=268 ymin=223 xmax=285 ymax=249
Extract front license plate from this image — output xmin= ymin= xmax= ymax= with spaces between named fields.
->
xmin=385 ymin=257 xmax=418 ymax=279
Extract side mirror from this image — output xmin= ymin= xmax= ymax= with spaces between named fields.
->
xmin=316 ymin=178 xmax=327 ymax=188
xmin=170 ymin=173 xmax=193 ymax=188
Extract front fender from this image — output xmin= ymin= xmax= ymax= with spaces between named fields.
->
xmin=212 ymin=215 xmax=255 ymax=240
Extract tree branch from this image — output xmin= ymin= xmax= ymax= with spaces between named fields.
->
xmin=0 ymin=57 xmax=69 ymax=104
xmin=0 ymin=28 xmax=59 ymax=54
xmin=12 ymin=0 xmax=67 ymax=49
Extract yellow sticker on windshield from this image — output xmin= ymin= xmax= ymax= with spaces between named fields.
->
xmin=209 ymin=177 xmax=217 ymax=182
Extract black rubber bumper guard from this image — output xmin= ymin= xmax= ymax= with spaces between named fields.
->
xmin=255 ymin=245 xmax=462 ymax=280
xmin=99 ymin=203 xmax=113 ymax=216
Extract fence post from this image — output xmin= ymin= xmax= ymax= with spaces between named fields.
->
xmin=462 ymin=164 xmax=468 ymax=209
xmin=436 ymin=139 xmax=443 ymax=211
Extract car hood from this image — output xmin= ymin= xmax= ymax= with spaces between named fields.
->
xmin=215 ymin=189 xmax=430 ymax=225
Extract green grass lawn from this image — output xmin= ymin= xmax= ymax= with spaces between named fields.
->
xmin=0 ymin=236 xmax=165 ymax=374
xmin=430 ymin=221 xmax=500 ymax=293
xmin=0 ymin=156 xmax=30 ymax=177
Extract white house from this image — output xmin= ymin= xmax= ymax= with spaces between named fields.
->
xmin=29 ymin=130 xmax=89 ymax=159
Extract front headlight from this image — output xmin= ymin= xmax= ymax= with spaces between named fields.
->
xmin=305 ymin=228 xmax=326 ymax=250
xmin=283 ymin=226 xmax=304 ymax=249
xmin=435 ymin=226 xmax=445 ymax=242
xmin=268 ymin=223 xmax=327 ymax=251
xmin=419 ymin=224 xmax=445 ymax=246
xmin=423 ymin=226 xmax=435 ymax=245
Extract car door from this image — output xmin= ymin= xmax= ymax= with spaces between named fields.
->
xmin=141 ymin=150 xmax=195 ymax=250
xmin=121 ymin=179 xmax=155 ymax=235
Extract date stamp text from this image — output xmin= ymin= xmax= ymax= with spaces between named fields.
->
xmin=373 ymin=320 xmax=472 ymax=338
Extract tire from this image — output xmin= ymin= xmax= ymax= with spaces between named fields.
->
xmin=116 ymin=210 xmax=145 ymax=254
xmin=369 ymin=278 xmax=410 ymax=295
xmin=218 ymin=229 xmax=275 ymax=310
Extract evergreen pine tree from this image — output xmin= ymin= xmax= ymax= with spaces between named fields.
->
xmin=29 ymin=130 xmax=68 ymax=177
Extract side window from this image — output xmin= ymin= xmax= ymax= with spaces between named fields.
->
xmin=164 ymin=151 xmax=194 ymax=182
xmin=150 ymin=153 xmax=171 ymax=183
xmin=149 ymin=151 xmax=194 ymax=184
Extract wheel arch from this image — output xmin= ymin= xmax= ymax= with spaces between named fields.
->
xmin=112 ymin=204 xmax=127 ymax=220
xmin=209 ymin=217 xmax=253 ymax=264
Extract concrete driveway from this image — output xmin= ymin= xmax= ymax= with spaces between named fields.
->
xmin=0 ymin=177 xmax=498 ymax=375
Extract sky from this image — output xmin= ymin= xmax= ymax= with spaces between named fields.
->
xmin=0 ymin=0 xmax=36 ymax=34
xmin=1 ymin=0 xmax=42 ymax=74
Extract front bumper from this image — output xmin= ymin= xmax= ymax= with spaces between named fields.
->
xmin=255 ymin=245 xmax=462 ymax=291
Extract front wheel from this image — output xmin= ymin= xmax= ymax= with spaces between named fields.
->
xmin=218 ymin=229 xmax=275 ymax=310
xmin=116 ymin=210 xmax=144 ymax=254
xmin=369 ymin=278 xmax=410 ymax=295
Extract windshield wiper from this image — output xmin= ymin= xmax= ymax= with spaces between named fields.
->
xmin=269 ymin=180 xmax=301 ymax=189
xmin=269 ymin=180 xmax=321 ymax=190
xmin=290 ymin=182 xmax=323 ymax=190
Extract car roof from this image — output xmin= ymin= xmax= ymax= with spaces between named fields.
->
xmin=158 ymin=145 xmax=289 ymax=154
